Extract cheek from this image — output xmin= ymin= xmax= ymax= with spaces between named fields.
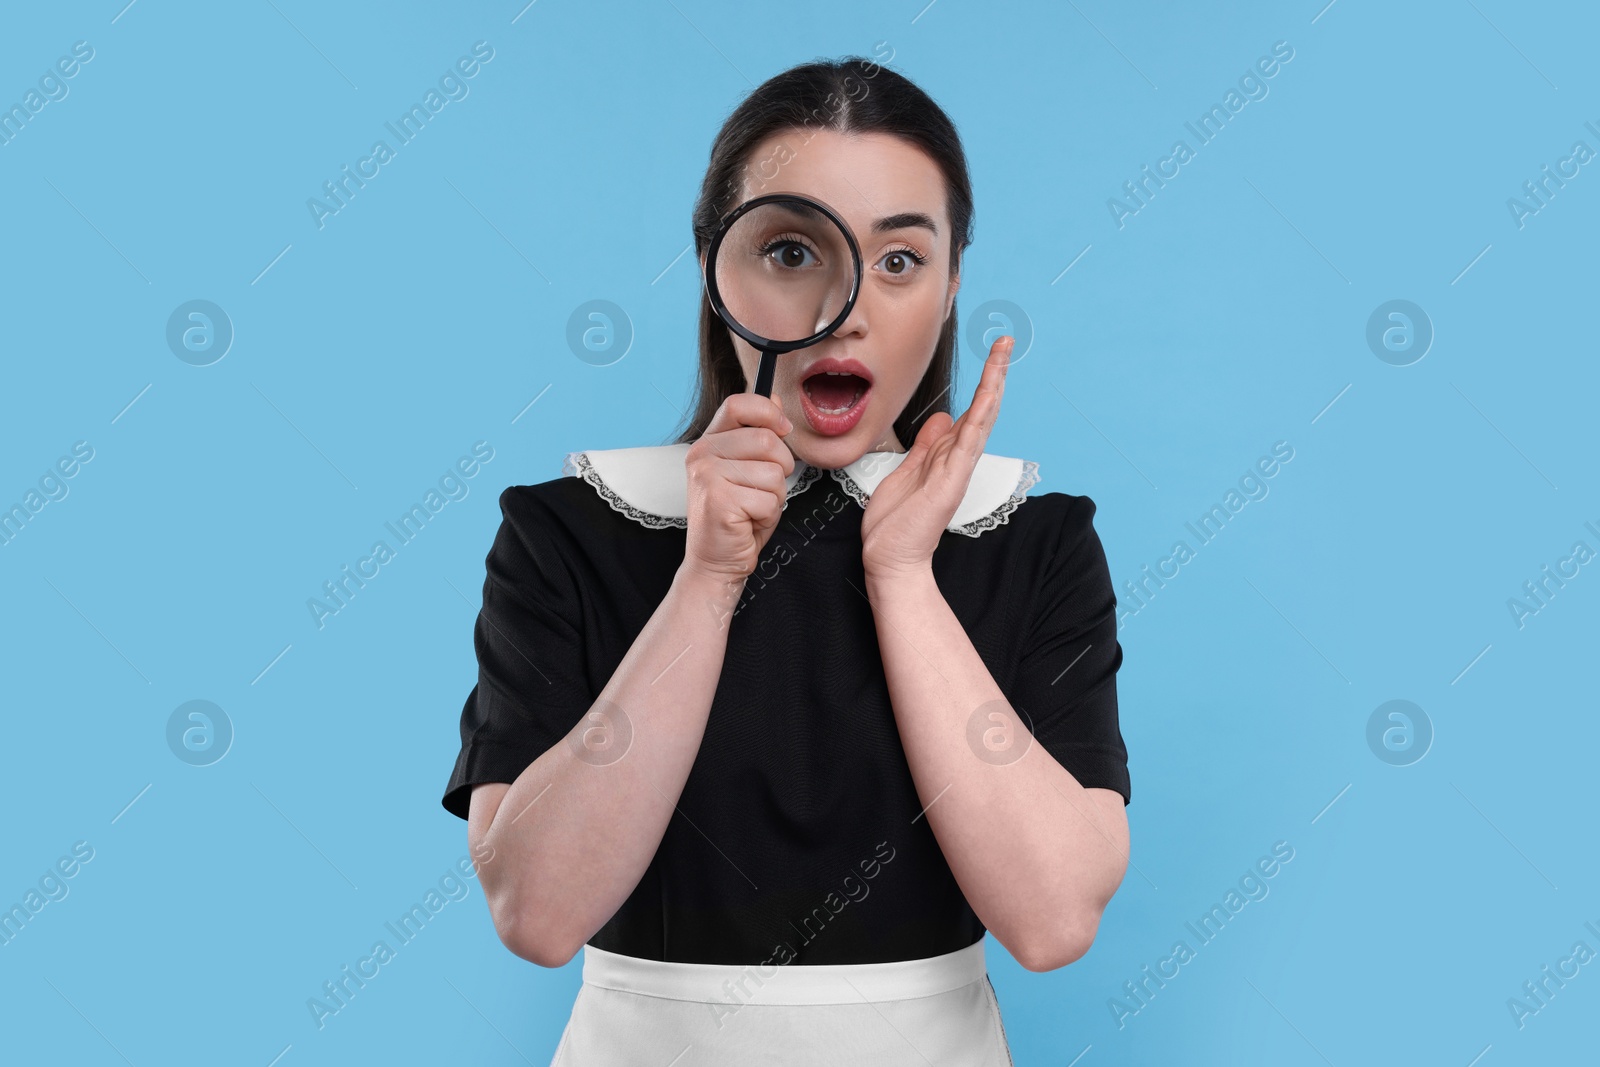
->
xmin=880 ymin=288 xmax=947 ymax=393
xmin=895 ymin=284 xmax=949 ymax=352
xmin=730 ymin=332 xmax=760 ymax=373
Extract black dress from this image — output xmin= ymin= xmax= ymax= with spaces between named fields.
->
xmin=441 ymin=443 xmax=1130 ymax=967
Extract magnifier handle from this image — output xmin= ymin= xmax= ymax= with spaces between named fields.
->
xmin=752 ymin=349 xmax=777 ymax=398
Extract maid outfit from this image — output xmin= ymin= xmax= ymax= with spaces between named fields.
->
xmin=442 ymin=443 xmax=1131 ymax=1065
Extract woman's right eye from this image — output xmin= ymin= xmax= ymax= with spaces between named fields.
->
xmin=761 ymin=239 xmax=817 ymax=269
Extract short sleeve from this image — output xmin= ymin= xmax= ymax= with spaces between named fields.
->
xmin=440 ymin=486 xmax=593 ymax=821
xmin=1009 ymin=495 xmax=1131 ymax=805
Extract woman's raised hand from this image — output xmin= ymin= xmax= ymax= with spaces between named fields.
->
xmin=683 ymin=392 xmax=797 ymax=582
xmin=860 ymin=335 xmax=1013 ymax=579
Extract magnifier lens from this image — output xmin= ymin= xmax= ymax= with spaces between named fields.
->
xmin=713 ymin=200 xmax=855 ymax=345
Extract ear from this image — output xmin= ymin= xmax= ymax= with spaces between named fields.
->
xmin=943 ymin=254 xmax=962 ymax=319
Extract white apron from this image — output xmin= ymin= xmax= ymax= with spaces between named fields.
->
xmin=549 ymin=937 xmax=1015 ymax=1065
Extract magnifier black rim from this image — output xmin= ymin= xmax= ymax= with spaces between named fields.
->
xmin=703 ymin=192 xmax=864 ymax=354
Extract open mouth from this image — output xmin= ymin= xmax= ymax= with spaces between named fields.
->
xmin=802 ymin=370 xmax=869 ymax=414
xmin=798 ymin=364 xmax=873 ymax=435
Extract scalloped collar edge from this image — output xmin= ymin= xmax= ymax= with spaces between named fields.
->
xmin=560 ymin=444 xmax=1040 ymax=538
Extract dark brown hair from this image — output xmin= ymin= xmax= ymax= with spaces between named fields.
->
xmin=669 ymin=55 xmax=975 ymax=451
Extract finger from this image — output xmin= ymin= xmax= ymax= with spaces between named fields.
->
xmin=709 ymin=457 xmax=788 ymax=498
xmin=946 ymin=335 xmax=1010 ymax=436
xmin=986 ymin=332 xmax=1015 ymax=373
xmin=956 ymin=336 xmax=1012 ymax=457
xmin=910 ymin=410 xmax=953 ymax=457
xmin=726 ymin=482 xmax=784 ymax=527
xmin=895 ymin=411 xmax=950 ymax=477
xmin=703 ymin=426 xmax=795 ymax=472
xmin=979 ymin=334 xmax=1012 ymax=412
xmin=705 ymin=392 xmax=793 ymax=438
xmin=914 ymin=410 xmax=953 ymax=444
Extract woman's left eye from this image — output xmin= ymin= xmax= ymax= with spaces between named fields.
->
xmin=876 ymin=247 xmax=927 ymax=276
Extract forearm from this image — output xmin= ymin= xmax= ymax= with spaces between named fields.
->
xmin=481 ymin=561 xmax=745 ymax=965
xmin=865 ymin=564 xmax=1129 ymax=969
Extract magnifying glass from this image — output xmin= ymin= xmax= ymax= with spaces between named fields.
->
xmin=703 ymin=193 xmax=864 ymax=398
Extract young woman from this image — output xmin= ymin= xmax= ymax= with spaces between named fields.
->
xmin=442 ymin=56 xmax=1132 ymax=1065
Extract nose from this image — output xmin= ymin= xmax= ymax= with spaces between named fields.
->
xmin=828 ymin=285 xmax=869 ymax=340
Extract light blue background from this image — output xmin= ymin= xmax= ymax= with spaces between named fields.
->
xmin=2 ymin=1 xmax=1596 ymax=1063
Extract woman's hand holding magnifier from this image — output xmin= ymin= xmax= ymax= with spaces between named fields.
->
xmin=683 ymin=392 xmax=796 ymax=585
xmin=859 ymin=335 xmax=1013 ymax=581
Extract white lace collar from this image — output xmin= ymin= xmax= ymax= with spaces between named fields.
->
xmin=562 ymin=443 xmax=1040 ymax=538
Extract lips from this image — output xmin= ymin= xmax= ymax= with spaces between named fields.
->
xmin=801 ymin=356 xmax=875 ymax=387
xmin=798 ymin=357 xmax=873 ymax=436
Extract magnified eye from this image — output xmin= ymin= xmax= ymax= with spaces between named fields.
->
xmin=877 ymin=246 xmax=928 ymax=276
xmin=757 ymin=233 xmax=820 ymax=270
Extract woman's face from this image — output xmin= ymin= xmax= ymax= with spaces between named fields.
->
xmin=712 ymin=129 xmax=960 ymax=470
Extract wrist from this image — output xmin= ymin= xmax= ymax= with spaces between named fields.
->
xmin=863 ymin=559 xmax=937 ymax=597
xmin=674 ymin=560 xmax=747 ymax=624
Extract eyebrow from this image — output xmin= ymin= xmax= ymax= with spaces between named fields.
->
xmin=873 ymin=211 xmax=938 ymax=236
xmin=762 ymin=203 xmax=940 ymax=238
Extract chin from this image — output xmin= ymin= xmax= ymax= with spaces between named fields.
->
xmin=791 ymin=425 xmax=892 ymax=470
